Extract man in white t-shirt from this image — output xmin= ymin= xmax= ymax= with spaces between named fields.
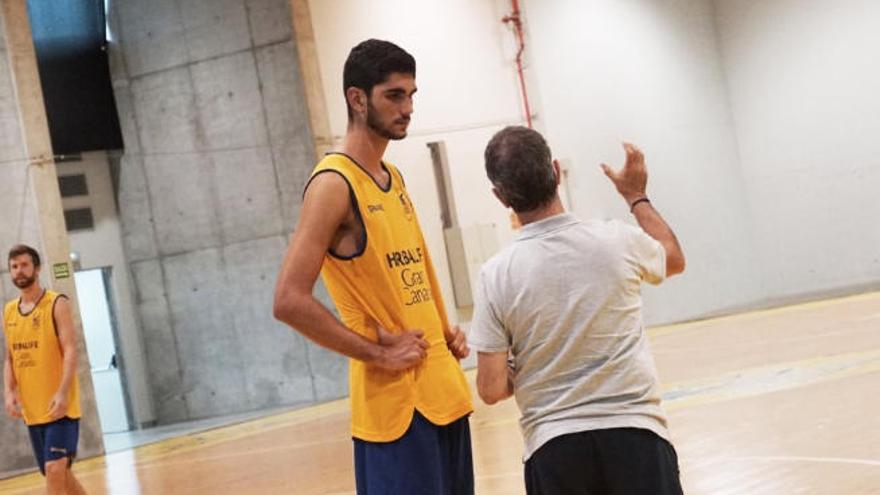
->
xmin=469 ymin=126 xmax=686 ymax=495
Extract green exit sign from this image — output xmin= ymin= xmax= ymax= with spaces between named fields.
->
xmin=53 ymin=262 xmax=70 ymax=279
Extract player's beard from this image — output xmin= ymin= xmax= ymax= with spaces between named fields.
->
xmin=366 ymin=100 xmax=408 ymax=141
xmin=13 ymin=274 xmax=35 ymax=289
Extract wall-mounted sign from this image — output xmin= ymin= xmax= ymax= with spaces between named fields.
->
xmin=53 ymin=262 xmax=70 ymax=279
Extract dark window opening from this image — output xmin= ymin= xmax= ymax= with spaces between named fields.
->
xmin=59 ymin=174 xmax=89 ymax=197
xmin=64 ymin=208 xmax=95 ymax=231
xmin=27 ymin=0 xmax=124 ymax=154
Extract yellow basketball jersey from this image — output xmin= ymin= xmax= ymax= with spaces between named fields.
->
xmin=310 ymin=153 xmax=472 ymax=442
xmin=3 ymin=290 xmax=82 ymax=425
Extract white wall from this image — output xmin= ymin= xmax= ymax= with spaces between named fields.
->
xmin=714 ymin=0 xmax=880 ymax=299
xmin=309 ymin=0 xmax=879 ymax=326
xmin=59 ymin=152 xmax=155 ymax=427
xmin=308 ymin=0 xmax=529 ymax=322
xmin=521 ymin=0 xmax=761 ymax=323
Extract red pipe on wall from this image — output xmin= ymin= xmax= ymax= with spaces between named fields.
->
xmin=503 ymin=0 xmax=533 ymax=128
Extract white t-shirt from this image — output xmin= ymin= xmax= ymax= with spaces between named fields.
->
xmin=469 ymin=213 xmax=669 ymax=460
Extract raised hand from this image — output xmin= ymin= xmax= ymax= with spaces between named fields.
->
xmin=374 ymin=325 xmax=429 ymax=371
xmin=445 ymin=325 xmax=470 ymax=360
xmin=601 ymin=142 xmax=648 ymax=204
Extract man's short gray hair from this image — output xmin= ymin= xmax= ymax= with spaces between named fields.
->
xmin=484 ymin=126 xmax=557 ymax=213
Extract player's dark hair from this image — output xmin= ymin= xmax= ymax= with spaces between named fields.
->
xmin=343 ymin=39 xmax=415 ymax=120
xmin=8 ymin=244 xmax=41 ymax=267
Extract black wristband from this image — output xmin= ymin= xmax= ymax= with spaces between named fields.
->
xmin=629 ymin=197 xmax=650 ymax=212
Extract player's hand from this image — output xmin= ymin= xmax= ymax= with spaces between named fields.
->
xmin=374 ymin=325 xmax=429 ymax=371
xmin=445 ymin=325 xmax=470 ymax=360
xmin=601 ymin=142 xmax=648 ymax=204
xmin=47 ymin=391 xmax=68 ymax=421
xmin=4 ymin=390 xmax=22 ymax=419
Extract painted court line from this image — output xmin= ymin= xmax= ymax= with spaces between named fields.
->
xmin=662 ymin=348 xmax=880 ymax=411
xmin=690 ymin=455 xmax=880 ymax=469
xmin=732 ymin=456 xmax=880 ymax=467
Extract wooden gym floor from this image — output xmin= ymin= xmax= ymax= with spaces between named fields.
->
xmin=1 ymin=292 xmax=878 ymax=494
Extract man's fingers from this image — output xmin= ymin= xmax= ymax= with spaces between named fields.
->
xmin=632 ymin=148 xmax=644 ymax=166
xmin=402 ymin=346 xmax=426 ymax=368
xmin=623 ymin=142 xmax=644 ymax=167
xmin=447 ymin=330 xmax=469 ymax=359
xmin=6 ymin=400 xmax=22 ymax=418
xmin=623 ymin=143 xmax=636 ymax=164
xmin=376 ymin=324 xmax=391 ymax=342
xmin=623 ymin=142 xmax=636 ymax=159
xmin=599 ymin=163 xmax=618 ymax=184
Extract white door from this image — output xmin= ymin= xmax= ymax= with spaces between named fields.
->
xmin=74 ymin=268 xmax=130 ymax=433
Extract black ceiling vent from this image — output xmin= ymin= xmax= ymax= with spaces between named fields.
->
xmin=27 ymin=0 xmax=124 ymax=154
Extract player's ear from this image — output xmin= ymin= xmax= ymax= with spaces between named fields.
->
xmin=346 ymin=87 xmax=368 ymax=118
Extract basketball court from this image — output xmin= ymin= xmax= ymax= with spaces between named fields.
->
xmin=2 ymin=291 xmax=877 ymax=495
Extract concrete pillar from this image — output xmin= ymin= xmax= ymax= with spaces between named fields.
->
xmin=1 ymin=0 xmax=104 ymax=459
xmin=290 ymin=0 xmax=333 ymax=159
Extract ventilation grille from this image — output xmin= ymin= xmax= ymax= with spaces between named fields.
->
xmin=63 ymin=208 xmax=95 ymax=231
xmin=58 ymin=174 xmax=89 ymax=197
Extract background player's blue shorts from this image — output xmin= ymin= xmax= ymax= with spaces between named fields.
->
xmin=27 ymin=417 xmax=79 ymax=475
xmin=354 ymin=410 xmax=474 ymax=495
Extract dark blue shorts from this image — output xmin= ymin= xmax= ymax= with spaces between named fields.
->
xmin=353 ymin=410 xmax=474 ymax=495
xmin=27 ymin=417 xmax=80 ymax=475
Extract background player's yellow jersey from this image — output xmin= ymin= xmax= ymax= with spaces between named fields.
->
xmin=4 ymin=290 xmax=82 ymax=425
xmin=310 ymin=153 xmax=472 ymax=442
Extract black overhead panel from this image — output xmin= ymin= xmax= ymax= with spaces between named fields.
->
xmin=26 ymin=0 xmax=124 ymax=155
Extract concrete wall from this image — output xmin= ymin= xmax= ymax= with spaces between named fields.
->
xmin=107 ymin=0 xmax=345 ymax=424
xmin=714 ymin=0 xmax=880 ymax=300
xmin=59 ymin=151 xmax=154 ymax=428
xmin=0 ymin=15 xmax=47 ymax=476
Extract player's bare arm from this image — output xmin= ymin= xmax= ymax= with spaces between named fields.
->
xmin=49 ymin=297 xmax=77 ymax=421
xmin=273 ymin=172 xmax=428 ymax=371
xmin=3 ymin=343 xmax=22 ymax=419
